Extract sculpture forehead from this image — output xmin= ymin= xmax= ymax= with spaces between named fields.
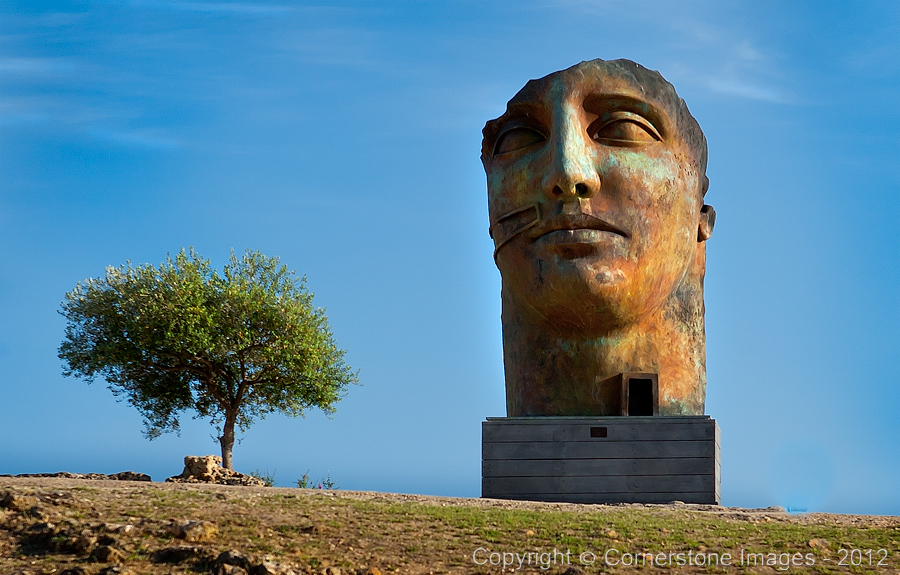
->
xmin=508 ymin=59 xmax=676 ymax=111
xmin=482 ymin=59 xmax=707 ymax=171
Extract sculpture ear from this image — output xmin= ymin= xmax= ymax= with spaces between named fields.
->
xmin=698 ymin=204 xmax=716 ymax=242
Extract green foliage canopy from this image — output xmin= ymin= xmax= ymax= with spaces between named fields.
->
xmin=58 ymin=248 xmax=356 ymax=469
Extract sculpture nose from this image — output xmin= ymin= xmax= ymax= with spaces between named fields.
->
xmin=541 ymin=117 xmax=601 ymax=202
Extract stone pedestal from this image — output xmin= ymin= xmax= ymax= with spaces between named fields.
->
xmin=482 ymin=416 xmax=720 ymax=504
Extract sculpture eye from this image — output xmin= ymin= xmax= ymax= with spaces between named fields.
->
xmin=589 ymin=111 xmax=661 ymax=147
xmin=494 ymin=127 xmax=546 ymax=156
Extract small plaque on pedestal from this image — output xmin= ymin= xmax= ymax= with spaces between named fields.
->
xmin=482 ymin=416 xmax=720 ymax=505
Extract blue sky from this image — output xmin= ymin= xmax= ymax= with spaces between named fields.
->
xmin=1 ymin=0 xmax=898 ymax=514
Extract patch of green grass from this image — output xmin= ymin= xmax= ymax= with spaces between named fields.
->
xmin=337 ymin=497 xmax=900 ymax=565
xmin=249 ymin=469 xmax=277 ymax=487
xmin=276 ymin=524 xmax=301 ymax=535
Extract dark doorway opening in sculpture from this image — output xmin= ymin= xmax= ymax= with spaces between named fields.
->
xmin=628 ymin=379 xmax=654 ymax=416
xmin=619 ymin=373 xmax=659 ymax=416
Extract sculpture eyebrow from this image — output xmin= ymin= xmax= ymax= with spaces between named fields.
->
xmin=505 ymin=101 xmax=542 ymax=116
xmin=497 ymin=102 xmax=545 ymax=131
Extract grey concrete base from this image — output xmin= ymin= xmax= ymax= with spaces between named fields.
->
xmin=482 ymin=416 xmax=720 ymax=505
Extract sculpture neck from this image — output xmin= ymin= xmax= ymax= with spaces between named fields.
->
xmin=501 ymin=264 xmax=707 ymax=417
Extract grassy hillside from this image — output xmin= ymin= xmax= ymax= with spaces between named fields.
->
xmin=2 ymin=478 xmax=899 ymax=574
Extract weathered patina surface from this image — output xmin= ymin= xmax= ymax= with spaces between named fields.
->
xmin=482 ymin=59 xmax=715 ymax=417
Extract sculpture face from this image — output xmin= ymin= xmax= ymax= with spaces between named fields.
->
xmin=482 ymin=59 xmax=714 ymax=416
xmin=483 ymin=60 xmax=708 ymax=334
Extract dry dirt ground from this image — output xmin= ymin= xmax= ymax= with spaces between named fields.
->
xmin=2 ymin=477 xmax=899 ymax=575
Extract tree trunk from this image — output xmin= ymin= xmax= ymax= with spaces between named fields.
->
xmin=220 ymin=412 xmax=236 ymax=471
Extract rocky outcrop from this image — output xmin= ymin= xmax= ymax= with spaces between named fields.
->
xmin=165 ymin=456 xmax=265 ymax=487
xmin=10 ymin=471 xmax=151 ymax=481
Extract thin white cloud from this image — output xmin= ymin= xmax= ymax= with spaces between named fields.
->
xmin=88 ymin=128 xmax=181 ymax=150
xmin=130 ymin=0 xmax=293 ymax=15
xmin=707 ymin=79 xmax=786 ymax=103
xmin=662 ymin=16 xmax=794 ymax=103
xmin=282 ymin=27 xmax=391 ymax=69
xmin=0 ymin=111 xmax=50 ymax=126
xmin=544 ymin=0 xmax=793 ymax=104
xmin=0 ymin=94 xmax=181 ymax=149
xmin=734 ymin=40 xmax=764 ymax=62
xmin=536 ymin=0 xmax=656 ymax=15
xmin=0 ymin=96 xmax=54 ymax=126
xmin=0 ymin=57 xmax=77 ymax=75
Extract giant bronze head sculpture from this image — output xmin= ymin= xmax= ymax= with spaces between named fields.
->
xmin=482 ymin=59 xmax=715 ymax=417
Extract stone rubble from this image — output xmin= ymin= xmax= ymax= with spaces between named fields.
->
xmin=166 ymin=455 xmax=265 ymax=487
xmin=167 ymin=519 xmax=219 ymax=542
xmin=89 ymin=544 xmax=125 ymax=563
xmin=7 ymin=471 xmax=151 ymax=482
xmin=1 ymin=486 xmax=305 ymax=575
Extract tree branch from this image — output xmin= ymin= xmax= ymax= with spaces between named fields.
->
xmin=234 ymin=349 xmax=249 ymax=410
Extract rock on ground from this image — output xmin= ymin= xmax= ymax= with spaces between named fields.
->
xmin=166 ymin=455 xmax=265 ymax=487
xmin=6 ymin=471 xmax=151 ymax=482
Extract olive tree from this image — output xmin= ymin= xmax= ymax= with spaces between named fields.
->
xmin=59 ymin=248 xmax=356 ymax=470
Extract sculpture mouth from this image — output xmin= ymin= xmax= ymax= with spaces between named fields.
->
xmin=532 ymin=214 xmax=629 ymax=244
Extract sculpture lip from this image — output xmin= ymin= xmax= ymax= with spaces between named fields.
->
xmin=532 ymin=213 xmax=629 ymax=242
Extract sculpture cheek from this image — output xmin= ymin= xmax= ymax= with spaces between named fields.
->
xmin=488 ymin=170 xmax=527 ymax=216
xmin=629 ymin=156 xmax=680 ymax=199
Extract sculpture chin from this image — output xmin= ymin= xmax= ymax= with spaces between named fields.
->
xmin=593 ymin=267 xmax=627 ymax=284
xmin=501 ymin=255 xmax=648 ymax=336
